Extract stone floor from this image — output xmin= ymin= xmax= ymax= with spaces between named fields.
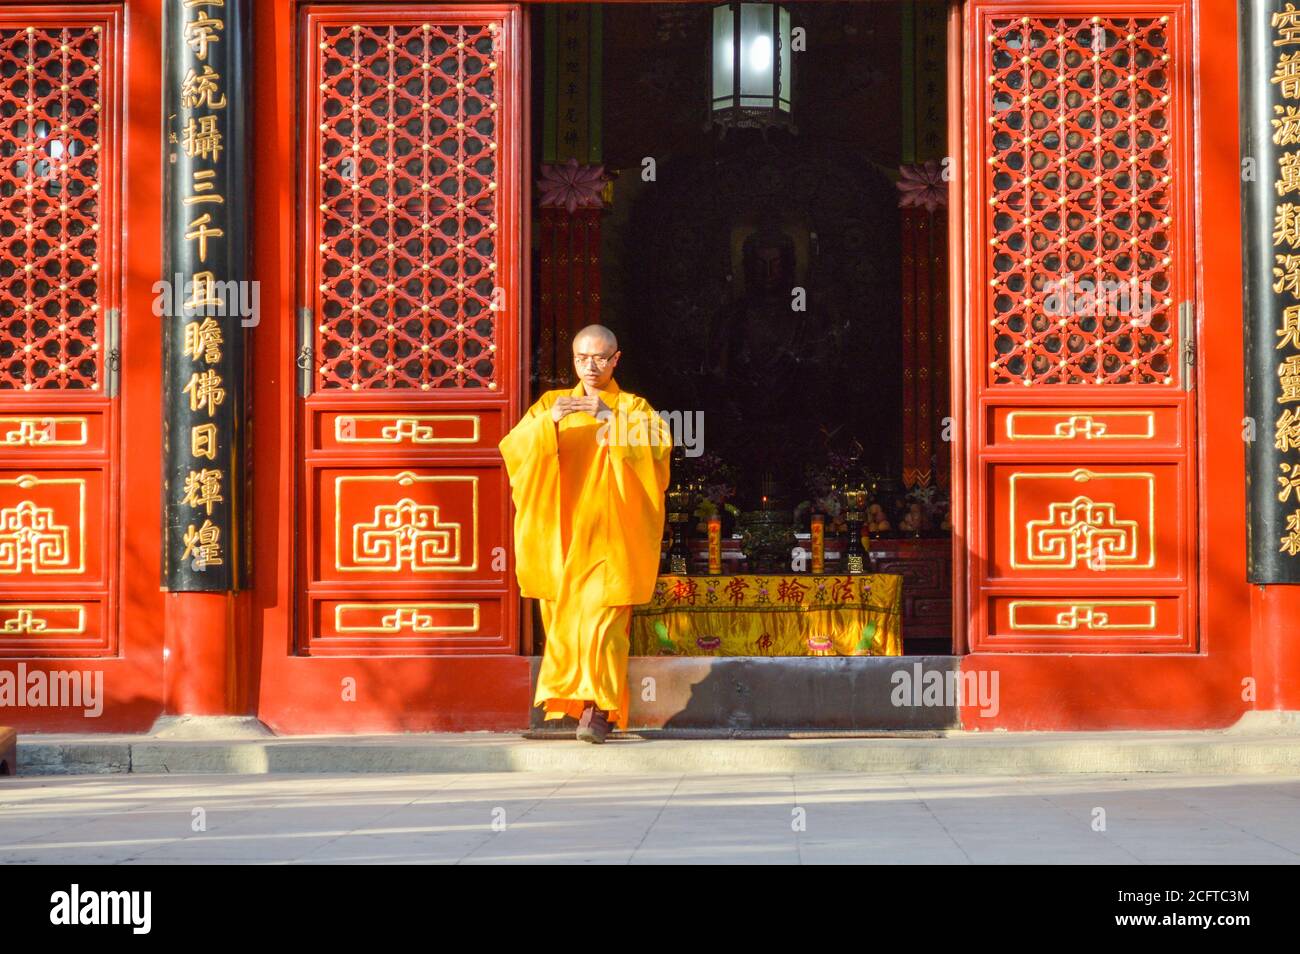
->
xmin=3 ymin=770 xmax=1300 ymax=864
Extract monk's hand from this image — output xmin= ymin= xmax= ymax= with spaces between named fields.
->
xmin=572 ymin=395 xmax=612 ymax=420
xmin=548 ymin=397 xmax=574 ymax=423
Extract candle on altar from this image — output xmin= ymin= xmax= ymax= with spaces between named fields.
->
xmin=707 ymin=516 xmax=722 ymax=575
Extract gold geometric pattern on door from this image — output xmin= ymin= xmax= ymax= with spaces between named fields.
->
xmin=0 ymin=10 xmax=120 ymax=657
xmin=967 ymin=2 xmax=1196 ymax=652
xmin=298 ymin=4 xmax=519 ymax=656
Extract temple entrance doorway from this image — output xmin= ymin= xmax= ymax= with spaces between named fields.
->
xmin=526 ymin=2 xmax=954 ymax=683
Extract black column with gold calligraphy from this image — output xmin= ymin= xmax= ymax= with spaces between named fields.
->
xmin=161 ymin=0 xmax=250 ymax=591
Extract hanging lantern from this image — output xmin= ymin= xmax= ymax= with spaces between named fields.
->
xmin=711 ymin=2 xmax=792 ymax=129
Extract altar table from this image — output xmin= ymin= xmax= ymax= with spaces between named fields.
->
xmin=630 ymin=574 xmax=903 ymax=657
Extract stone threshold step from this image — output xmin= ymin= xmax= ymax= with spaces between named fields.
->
xmin=12 ymin=728 xmax=1300 ymax=777
xmin=522 ymin=728 xmax=948 ymax=740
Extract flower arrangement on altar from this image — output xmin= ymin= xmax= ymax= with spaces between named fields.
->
xmin=736 ymin=513 xmax=797 ymax=573
xmin=675 ymin=450 xmax=741 ymax=531
xmin=795 ymin=441 xmax=879 ymax=532
xmin=792 ymin=445 xmax=953 ymax=538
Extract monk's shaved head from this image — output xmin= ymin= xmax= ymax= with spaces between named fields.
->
xmin=573 ymin=324 xmax=618 ymax=354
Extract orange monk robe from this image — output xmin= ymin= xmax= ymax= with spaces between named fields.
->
xmin=498 ymin=378 xmax=672 ymax=730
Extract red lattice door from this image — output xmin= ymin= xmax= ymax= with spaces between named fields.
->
xmin=0 ymin=9 xmax=122 ymax=658
xmin=297 ymin=5 xmax=521 ymax=656
xmin=964 ymin=2 xmax=1198 ymax=652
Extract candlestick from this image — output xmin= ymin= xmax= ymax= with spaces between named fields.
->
xmin=843 ymin=483 xmax=869 ymax=575
xmin=666 ymin=480 xmax=694 ymax=575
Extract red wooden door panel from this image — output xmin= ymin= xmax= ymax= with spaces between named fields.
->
xmin=964 ymin=2 xmax=1198 ymax=652
xmin=296 ymin=4 xmax=521 ymax=657
xmin=0 ymin=9 xmax=123 ymax=658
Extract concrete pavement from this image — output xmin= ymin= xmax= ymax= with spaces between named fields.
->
xmin=2 ymin=771 xmax=1299 ymax=863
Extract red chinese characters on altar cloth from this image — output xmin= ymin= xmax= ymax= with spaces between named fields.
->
xmin=630 ymin=573 xmax=903 ymax=657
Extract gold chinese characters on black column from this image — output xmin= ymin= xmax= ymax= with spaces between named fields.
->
xmin=162 ymin=0 xmax=250 ymax=590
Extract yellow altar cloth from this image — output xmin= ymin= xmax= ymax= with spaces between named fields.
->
xmin=630 ymin=574 xmax=903 ymax=657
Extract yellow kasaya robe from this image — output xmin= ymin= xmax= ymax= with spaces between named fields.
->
xmin=498 ymin=378 xmax=672 ymax=730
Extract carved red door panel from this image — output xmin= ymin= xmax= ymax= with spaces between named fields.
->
xmin=0 ymin=9 xmax=122 ymax=658
xmin=964 ymin=3 xmax=1198 ymax=652
xmin=297 ymin=5 xmax=521 ymax=656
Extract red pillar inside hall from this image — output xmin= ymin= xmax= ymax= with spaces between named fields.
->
xmin=536 ymin=4 xmax=607 ymax=394
xmin=899 ymin=0 xmax=950 ymax=491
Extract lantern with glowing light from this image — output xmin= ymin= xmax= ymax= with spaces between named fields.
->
xmin=711 ymin=2 xmax=793 ymax=129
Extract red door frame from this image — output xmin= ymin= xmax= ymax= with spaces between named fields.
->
xmin=251 ymin=0 xmax=532 ymax=732
xmin=954 ymin=0 xmax=1255 ymax=729
xmin=295 ymin=5 xmax=524 ymax=666
xmin=0 ymin=2 xmax=164 ymax=732
xmin=246 ymin=0 xmax=1264 ymax=734
xmin=966 ymin=3 xmax=1199 ymax=657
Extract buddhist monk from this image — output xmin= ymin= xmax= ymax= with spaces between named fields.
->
xmin=498 ymin=324 xmax=672 ymax=743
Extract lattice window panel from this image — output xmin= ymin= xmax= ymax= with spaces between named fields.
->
xmin=984 ymin=15 xmax=1175 ymax=385
xmin=313 ymin=21 xmax=501 ymax=392
xmin=0 ymin=25 xmax=104 ymax=391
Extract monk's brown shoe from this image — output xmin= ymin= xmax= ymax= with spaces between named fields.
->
xmin=576 ymin=703 xmax=612 ymax=744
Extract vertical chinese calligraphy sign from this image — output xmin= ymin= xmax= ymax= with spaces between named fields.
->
xmin=1242 ymin=1 xmax=1300 ymax=582
xmin=161 ymin=0 xmax=250 ymax=590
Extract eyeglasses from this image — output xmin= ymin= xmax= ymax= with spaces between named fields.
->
xmin=574 ymin=352 xmax=615 ymax=369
